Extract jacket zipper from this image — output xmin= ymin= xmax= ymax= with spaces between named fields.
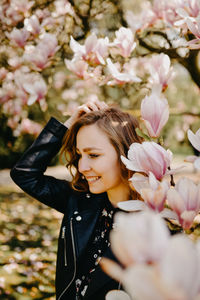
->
xmin=61 ymin=226 xmax=67 ymax=266
xmin=58 ymin=218 xmax=77 ymax=300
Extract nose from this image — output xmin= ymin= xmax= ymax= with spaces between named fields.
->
xmin=78 ymin=156 xmax=91 ymax=173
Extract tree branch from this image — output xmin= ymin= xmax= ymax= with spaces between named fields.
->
xmin=136 ymin=34 xmax=180 ymax=59
xmin=137 ymin=30 xmax=200 ymax=88
xmin=145 ymin=30 xmax=173 ymax=47
xmin=179 ymin=50 xmax=200 ymax=88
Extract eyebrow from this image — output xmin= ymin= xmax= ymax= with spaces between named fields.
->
xmin=76 ymin=147 xmax=102 ymax=152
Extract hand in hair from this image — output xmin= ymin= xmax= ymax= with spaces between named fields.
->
xmin=64 ymin=99 xmax=108 ymax=129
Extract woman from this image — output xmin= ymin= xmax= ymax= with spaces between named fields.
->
xmin=10 ymin=100 xmax=142 ymax=300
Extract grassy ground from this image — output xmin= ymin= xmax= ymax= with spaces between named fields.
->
xmin=1 ymin=157 xmax=200 ymax=299
xmin=0 ymin=189 xmax=62 ymax=299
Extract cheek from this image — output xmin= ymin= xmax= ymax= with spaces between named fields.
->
xmin=112 ymin=165 xmax=122 ymax=181
xmin=104 ymin=160 xmax=122 ymax=180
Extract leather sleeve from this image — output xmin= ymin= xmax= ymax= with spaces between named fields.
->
xmin=10 ymin=117 xmax=72 ymax=213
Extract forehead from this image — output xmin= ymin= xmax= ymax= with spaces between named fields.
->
xmin=76 ymin=124 xmax=112 ymax=150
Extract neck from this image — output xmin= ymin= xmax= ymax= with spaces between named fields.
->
xmin=107 ymin=184 xmax=130 ymax=208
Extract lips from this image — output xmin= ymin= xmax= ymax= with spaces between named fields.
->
xmin=86 ymin=176 xmax=101 ymax=183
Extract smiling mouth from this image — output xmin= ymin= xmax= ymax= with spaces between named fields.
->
xmin=86 ymin=176 xmax=101 ymax=183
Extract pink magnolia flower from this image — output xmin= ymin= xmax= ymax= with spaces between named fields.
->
xmin=118 ymin=172 xmax=174 ymax=218
xmin=41 ymin=16 xmax=55 ymax=29
xmin=110 ymin=211 xmax=170 ymax=266
xmin=141 ymin=87 xmax=169 ymax=138
xmin=3 ymin=99 xmax=22 ymax=115
xmin=136 ymin=0 xmax=179 ymax=27
xmin=7 ymin=116 xmax=21 ymax=133
xmin=5 ymin=6 xmax=23 ymax=26
xmin=66 ymin=101 xmax=79 ymax=115
xmin=40 ymin=33 xmax=59 ymax=57
xmin=106 ymin=290 xmax=131 ymax=300
xmin=23 ymin=34 xmax=59 ymax=70
xmin=174 ymin=10 xmax=191 ymax=33
xmin=23 ymin=46 xmax=50 ymax=71
xmin=176 ymin=0 xmax=200 ymax=21
xmin=167 ymin=177 xmax=200 ymax=229
xmin=186 ymin=128 xmax=200 ymax=170
xmin=185 ymin=155 xmax=200 ymax=170
xmin=151 ymin=0 xmax=169 ymax=20
xmin=10 ymin=0 xmax=34 ymax=15
xmin=120 ymin=235 xmax=200 ymax=300
xmin=0 ymin=81 xmax=16 ymax=103
xmin=121 ymin=141 xmax=172 ymax=180
xmin=124 ymin=57 xmax=149 ymax=79
xmin=53 ymin=0 xmax=75 ymax=17
xmin=0 ymin=67 xmax=8 ymax=81
xmin=16 ymin=88 xmax=29 ymax=105
xmin=24 ymin=15 xmax=41 ymax=36
xmin=148 ymin=54 xmax=174 ymax=91
xmin=70 ymin=34 xmax=109 ymax=65
xmin=7 ymin=28 xmax=30 ymax=48
xmin=125 ymin=2 xmax=154 ymax=32
xmin=8 ymin=56 xmax=23 ymax=69
xmin=103 ymin=212 xmax=200 ymax=300
xmin=121 ymin=265 xmax=184 ymax=300
xmin=14 ymin=68 xmax=32 ymax=90
xmin=188 ymin=0 xmax=200 ymax=17
xmin=159 ymin=234 xmax=200 ymax=299
xmin=53 ymin=71 xmax=66 ymax=90
xmin=0 ymin=277 xmax=5 ymax=289
xmin=65 ymin=59 xmax=90 ymax=79
xmin=23 ymin=78 xmax=47 ymax=106
xmin=152 ymin=0 xmax=184 ymax=25
xmin=106 ymin=58 xmax=141 ymax=85
xmin=139 ymin=172 xmax=170 ymax=212
xmin=188 ymin=128 xmax=200 ymax=152
xmin=35 ymin=8 xmax=51 ymax=21
xmin=111 ymin=27 xmax=136 ymax=58
xmin=186 ymin=16 xmax=200 ymax=49
xmin=175 ymin=0 xmax=200 ymax=31
xmin=5 ymin=0 xmax=34 ymax=25
xmin=20 ymin=118 xmax=42 ymax=136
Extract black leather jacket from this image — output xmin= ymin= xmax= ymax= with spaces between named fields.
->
xmin=10 ymin=117 xmax=120 ymax=300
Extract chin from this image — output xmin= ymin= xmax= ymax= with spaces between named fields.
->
xmin=89 ymin=187 xmax=105 ymax=194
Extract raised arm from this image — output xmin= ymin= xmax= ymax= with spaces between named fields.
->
xmin=10 ymin=99 xmax=108 ymax=213
xmin=10 ymin=117 xmax=71 ymax=213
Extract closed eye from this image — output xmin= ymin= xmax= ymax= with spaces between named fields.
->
xmin=89 ymin=154 xmax=100 ymax=158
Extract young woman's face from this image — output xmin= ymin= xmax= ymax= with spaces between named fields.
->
xmin=76 ymin=124 xmax=124 ymax=194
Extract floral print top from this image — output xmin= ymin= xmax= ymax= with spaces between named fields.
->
xmin=75 ymin=200 xmax=117 ymax=299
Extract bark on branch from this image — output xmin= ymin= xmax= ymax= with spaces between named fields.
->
xmin=137 ymin=31 xmax=200 ymax=88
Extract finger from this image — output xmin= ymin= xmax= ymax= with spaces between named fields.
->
xmin=86 ymin=101 xmax=100 ymax=111
xmin=64 ymin=105 xmax=91 ymax=127
xmin=78 ymin=105 xmax=91 ymax=115
xmin=85 ymin=99 xmax=108 ymax=111
xmin=94 ymin=100 xmax=108 ymax=110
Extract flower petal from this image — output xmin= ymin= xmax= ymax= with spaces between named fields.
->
xmin=188 ymin=129 xmax=200 ymax=152
xmin=106 ymin=290 xmax=131 ymax=300
xmin=117 ymin=200 xmax=146 ymax=212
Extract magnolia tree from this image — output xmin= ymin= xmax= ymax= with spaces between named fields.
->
xmin=1 ymin=0 xmax=200 ymax=298
xmin=1 ymin=0 xmax=200 ymax=136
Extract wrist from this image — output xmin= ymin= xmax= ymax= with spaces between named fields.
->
xmin=64 ymin=118 xmax=73 ymax=129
